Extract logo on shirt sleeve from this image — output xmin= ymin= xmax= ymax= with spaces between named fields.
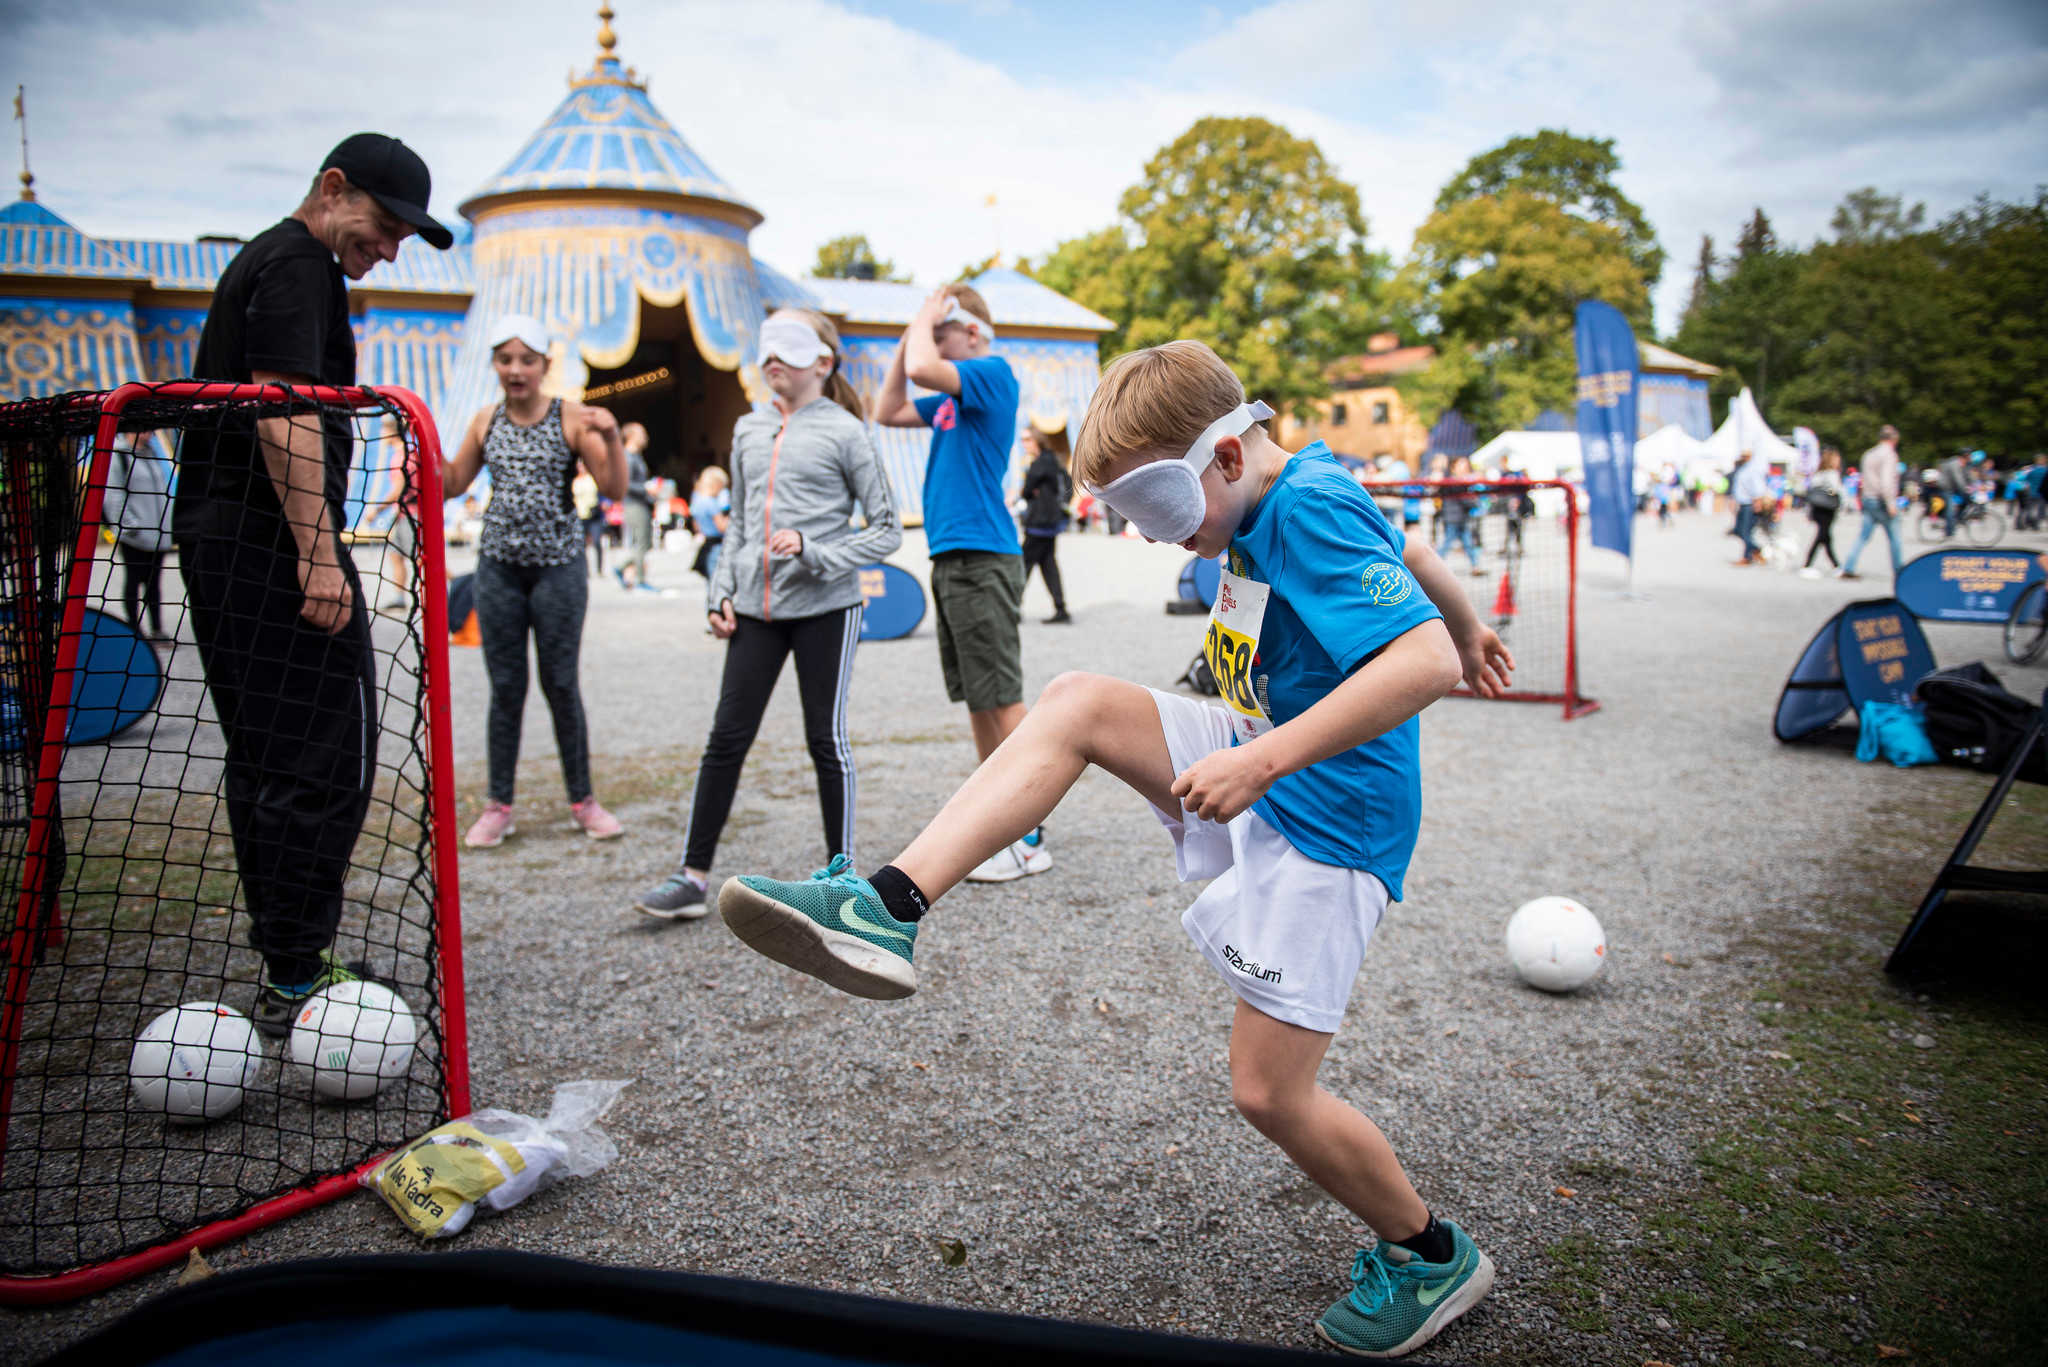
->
xmin=932 ymin=398 xmax=958 ymax=432
xmin=1360 ymin=561 xmax=1415 ymax=606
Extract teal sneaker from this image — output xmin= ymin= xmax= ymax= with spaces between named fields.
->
xmin=718 ymin=855 xmax=919 ymax=1000
xmin=1314 ymin=1221 xmax=1494 ymax=1359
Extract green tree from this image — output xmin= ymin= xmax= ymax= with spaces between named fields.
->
xmin=811 ymin=233 xmax=909 ymax=282
xmin=1035 ymin=116 xmax=1385 ymax=405
xmin=1025 ymin=227 xmax=1136 ymax=358
xmin=1433 ymin=128 xmax=1664 ymax=295
xmin=1670 ymin=216 xmax=1806 ymax=417
xmin=1830 ymin=188 xmax=1926 ymax=245
xmin=1394 ymin=189 xmax=1650 ymax=433
xmin=1679 ymin=233 xmax=1716 ymax=333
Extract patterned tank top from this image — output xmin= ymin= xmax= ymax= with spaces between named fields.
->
xmin=477 ymin=399 xmax=580 ymax=566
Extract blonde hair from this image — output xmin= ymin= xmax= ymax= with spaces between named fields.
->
xmin=940 ymin=284 xmax=995 ymax=338
xmin=694 ymin=465 xmax=728 ymax=495
xmin=1074 ymin=340 xmax=1249 ymax=488
xmin=776 ymin=309 xmax=865 ymax=420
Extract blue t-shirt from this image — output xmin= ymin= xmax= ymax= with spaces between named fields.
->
xmin=1227 ymin=442 xmax=1443 ymax=898
xmin=913 ymin=355 xmax=1021 ymax=556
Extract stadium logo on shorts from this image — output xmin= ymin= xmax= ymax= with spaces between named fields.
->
xmin=1360 ymin=562 xmax=1414 ymax=606
xmin=1223 ymin=943 xmax=1282 ymax=984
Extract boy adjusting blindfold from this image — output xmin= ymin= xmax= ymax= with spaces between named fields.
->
xmin=1086 ymin=400 xmax=1273 ymax=544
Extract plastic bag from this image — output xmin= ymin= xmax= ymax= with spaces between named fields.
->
xmin=363 ymin=1079 xmax=630 ymax=1238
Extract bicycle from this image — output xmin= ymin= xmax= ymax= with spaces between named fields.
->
xmin=2005 ymin=578 xmax=2047 ymax=666
xmin=1916 ymin=493 xmax=2006 ymax=547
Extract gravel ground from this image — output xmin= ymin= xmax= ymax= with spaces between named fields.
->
xmin=6 ymin=508 xmax=2045 ymax=1363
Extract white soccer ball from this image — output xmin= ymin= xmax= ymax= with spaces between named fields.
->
xmin=1506 ymin=896 xmax=1607 ymax=993
xmin=288 ymin=981 xmax=418 ymax=1101
xmin=129 ymin=1002 xmax=265 ymax=1124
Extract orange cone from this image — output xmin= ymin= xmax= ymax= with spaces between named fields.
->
xmin=1493 ymin=568 xmax=1517 ymax=620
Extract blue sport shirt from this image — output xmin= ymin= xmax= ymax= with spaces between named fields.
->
xmin=1226 ymin=442 xmax=1444 ymax=897
xmin=914 ymin=355 xmax=1021 ymax=556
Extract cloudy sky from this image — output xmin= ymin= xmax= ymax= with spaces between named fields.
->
xmin=5 ymin=0 xmax=2045 ymax=334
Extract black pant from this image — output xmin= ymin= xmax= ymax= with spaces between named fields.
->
xmin=1021 ymin=532 xmax=1066 ymax=611
xmin=1804 ymin=508 xmax=1839 ymax=567
xmin=180 ymin=533 xmax=376 ymax=986
xmin=475 ymin=555 xmax=591 ymax=806
xmin=118 ymin=542 xmax=168 ymax=636
xmin=681 ymin=604 xmax=863 ymax=871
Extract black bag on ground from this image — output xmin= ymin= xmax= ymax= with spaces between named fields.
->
xmin=1914 ymin=662 xmax=2047 ymax=783
xmin=1178 ymin=651 xmax=1219 ymax=696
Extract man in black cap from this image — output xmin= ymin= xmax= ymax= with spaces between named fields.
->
xmin=179 ymin=132 xmax=453 ymax=1036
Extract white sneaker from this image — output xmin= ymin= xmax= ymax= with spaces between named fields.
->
xmin=964 ymin=838 xmax=1054 ymax=883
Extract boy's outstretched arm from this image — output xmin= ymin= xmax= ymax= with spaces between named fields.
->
xmin=1403 ymin=536 xmax=1513 ymax=697
xmin=1172 ymin=618 xmax=1462 ymax=824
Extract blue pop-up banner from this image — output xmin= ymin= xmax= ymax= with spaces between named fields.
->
xmin=1574 ymin=300 xmax=1640 ymax=560
xmin=1894 ymin=549 xmax=2046 ymax=623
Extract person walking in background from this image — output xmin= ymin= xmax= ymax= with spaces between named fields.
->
xmin=2017 ymin=454 xmax=2047 ymax=531
xmin=1799 ymin=447 xmax=1844 ymax=578
xmin=689 ymin=465 xmax=729 ymax=587
xmin=104 ymin=430 xmax=174 ymax=640
xmin=1018 ymin=413 xmax=1073 ymax=624
xmin=1840 ymin=424 xmax=1904 ymax=581
xmin=615 ymin=421 xmax=658 ymax=591
xmin=575 ymin=466 xmax=605 ymax=576
xmin=1729 ymin=450 xmax=1768 ymax=565
xmin=1434 ymin=454 xmax=1483 ymax=575
xmin=178 ymin=132 xmax=454 ymax=1035
xmin=442 ymin=314 xmax=629 ymax=848
xmin=633 ymin=309 xmax=901 ymax=920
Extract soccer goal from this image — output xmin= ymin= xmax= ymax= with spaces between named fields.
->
xmin=1359 ymin=477 xmax=1598 ymax=719
xmin=0 ymin=382 xmax=468 ymax=1302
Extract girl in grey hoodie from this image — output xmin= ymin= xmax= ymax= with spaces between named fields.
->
xmin=635 ymin=309 xmax=902 ymax=919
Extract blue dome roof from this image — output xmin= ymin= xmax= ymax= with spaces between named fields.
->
xmin=458 ymin=57 xmax=758 ymax=224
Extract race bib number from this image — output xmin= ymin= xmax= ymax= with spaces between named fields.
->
xmin=1205 ymin=570 xmax=1272 ymax=742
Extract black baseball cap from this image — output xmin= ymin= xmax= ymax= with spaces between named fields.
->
xmin=320 ymin=133 xmax=453 ymax=250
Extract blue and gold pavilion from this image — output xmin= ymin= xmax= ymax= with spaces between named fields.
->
xmin=0 ymin=7 xmax=1111 ymax=523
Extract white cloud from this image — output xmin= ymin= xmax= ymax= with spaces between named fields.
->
xmin=6 ymin=0 xmax=2043 ymax=339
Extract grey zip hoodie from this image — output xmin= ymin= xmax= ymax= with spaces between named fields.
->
xmin=709 ymin=397 xmax=903 ymax=620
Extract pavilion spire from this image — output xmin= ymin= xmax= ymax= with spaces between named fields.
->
xmin=12 ymin=85 xmax=33 ymax=202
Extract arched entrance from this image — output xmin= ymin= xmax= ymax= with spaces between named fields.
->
xmin=581 ymin=299 xmax=751 ymax=490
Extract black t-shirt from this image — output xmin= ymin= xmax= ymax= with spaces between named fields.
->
xmin=177 ymin=218 xmax=356 ymax=541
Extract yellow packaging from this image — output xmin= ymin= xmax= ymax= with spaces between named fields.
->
xmin=370 ymin=1122 xmax=527 ymax=1239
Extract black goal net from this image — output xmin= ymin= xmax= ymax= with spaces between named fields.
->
xmin=0 ymin=382 xmax=467 ymax=1301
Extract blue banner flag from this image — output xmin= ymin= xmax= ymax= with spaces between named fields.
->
xmin=1574 ymin=300 xmax=1640 ymax=559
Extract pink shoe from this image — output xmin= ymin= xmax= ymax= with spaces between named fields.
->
xmin=464 ymin=802 xmax=514 ymax=848
xmin=571 ymin=797 xmax=624 ymax=840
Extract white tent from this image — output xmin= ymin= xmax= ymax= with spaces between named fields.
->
xmin=1635 ymin=422 xmax=1716 ymax=481
xmin=1471 ymin=430 xmax=1582 ymax=481
xmin=1703 ymin=387 xmax=1800 ymax=472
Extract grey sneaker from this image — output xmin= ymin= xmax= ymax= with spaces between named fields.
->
xmin=635 ymin=872 xmax=709 ymax=921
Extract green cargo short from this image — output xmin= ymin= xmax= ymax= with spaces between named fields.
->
xmin=930 ymin=550 xmax=1025 ymax=712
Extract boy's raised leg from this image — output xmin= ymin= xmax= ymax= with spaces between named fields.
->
xmin=719 ymin=674 xmax=1181 ymax=997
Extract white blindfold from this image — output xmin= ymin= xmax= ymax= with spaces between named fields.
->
xmin=758 ymin=316 xmax=832 ymax=370
xmin=1087 ymin=400 xmax=1273 ymax=544
xmin=489 ymin=313 xmax=550 ymax=357
xmin=939 ymin=300 xmax=996 ymax=344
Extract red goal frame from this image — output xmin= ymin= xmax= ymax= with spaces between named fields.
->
xmin=1358 ymin=477 xmax=1598 ymax=720
xmin=0 ymin=382 xmax=470 ymax=1303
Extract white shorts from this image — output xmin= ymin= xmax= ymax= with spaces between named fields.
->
xmin=1145 ymin=688 xmax=1388 ymax=1034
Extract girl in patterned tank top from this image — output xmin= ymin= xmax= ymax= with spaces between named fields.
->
xmin=443 ymin=314 xmax=629 ymax=848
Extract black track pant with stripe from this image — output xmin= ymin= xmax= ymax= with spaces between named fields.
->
xmin=681 ymin=604 xmax=863 ymax=872
xmin=181 ymin=534 xmax=376 ymax=987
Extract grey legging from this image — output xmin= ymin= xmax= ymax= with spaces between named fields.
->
xmin=475 ymin=554 xmax=592 ymax=805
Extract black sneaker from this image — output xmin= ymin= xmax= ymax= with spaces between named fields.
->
xmin=252 ymin=949 xmax=365 ymax=1039
xmin=635 ymin=872 xmax=709 ymax=921
xmin=1043 ymin=610 xmax=1073 ymax=624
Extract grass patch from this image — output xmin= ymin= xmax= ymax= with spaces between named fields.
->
xmin=1642 ymin=781 xmax=2048 ymax=1364
xmin=1540 ymin=1231 xmax=1612 ymax=1335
